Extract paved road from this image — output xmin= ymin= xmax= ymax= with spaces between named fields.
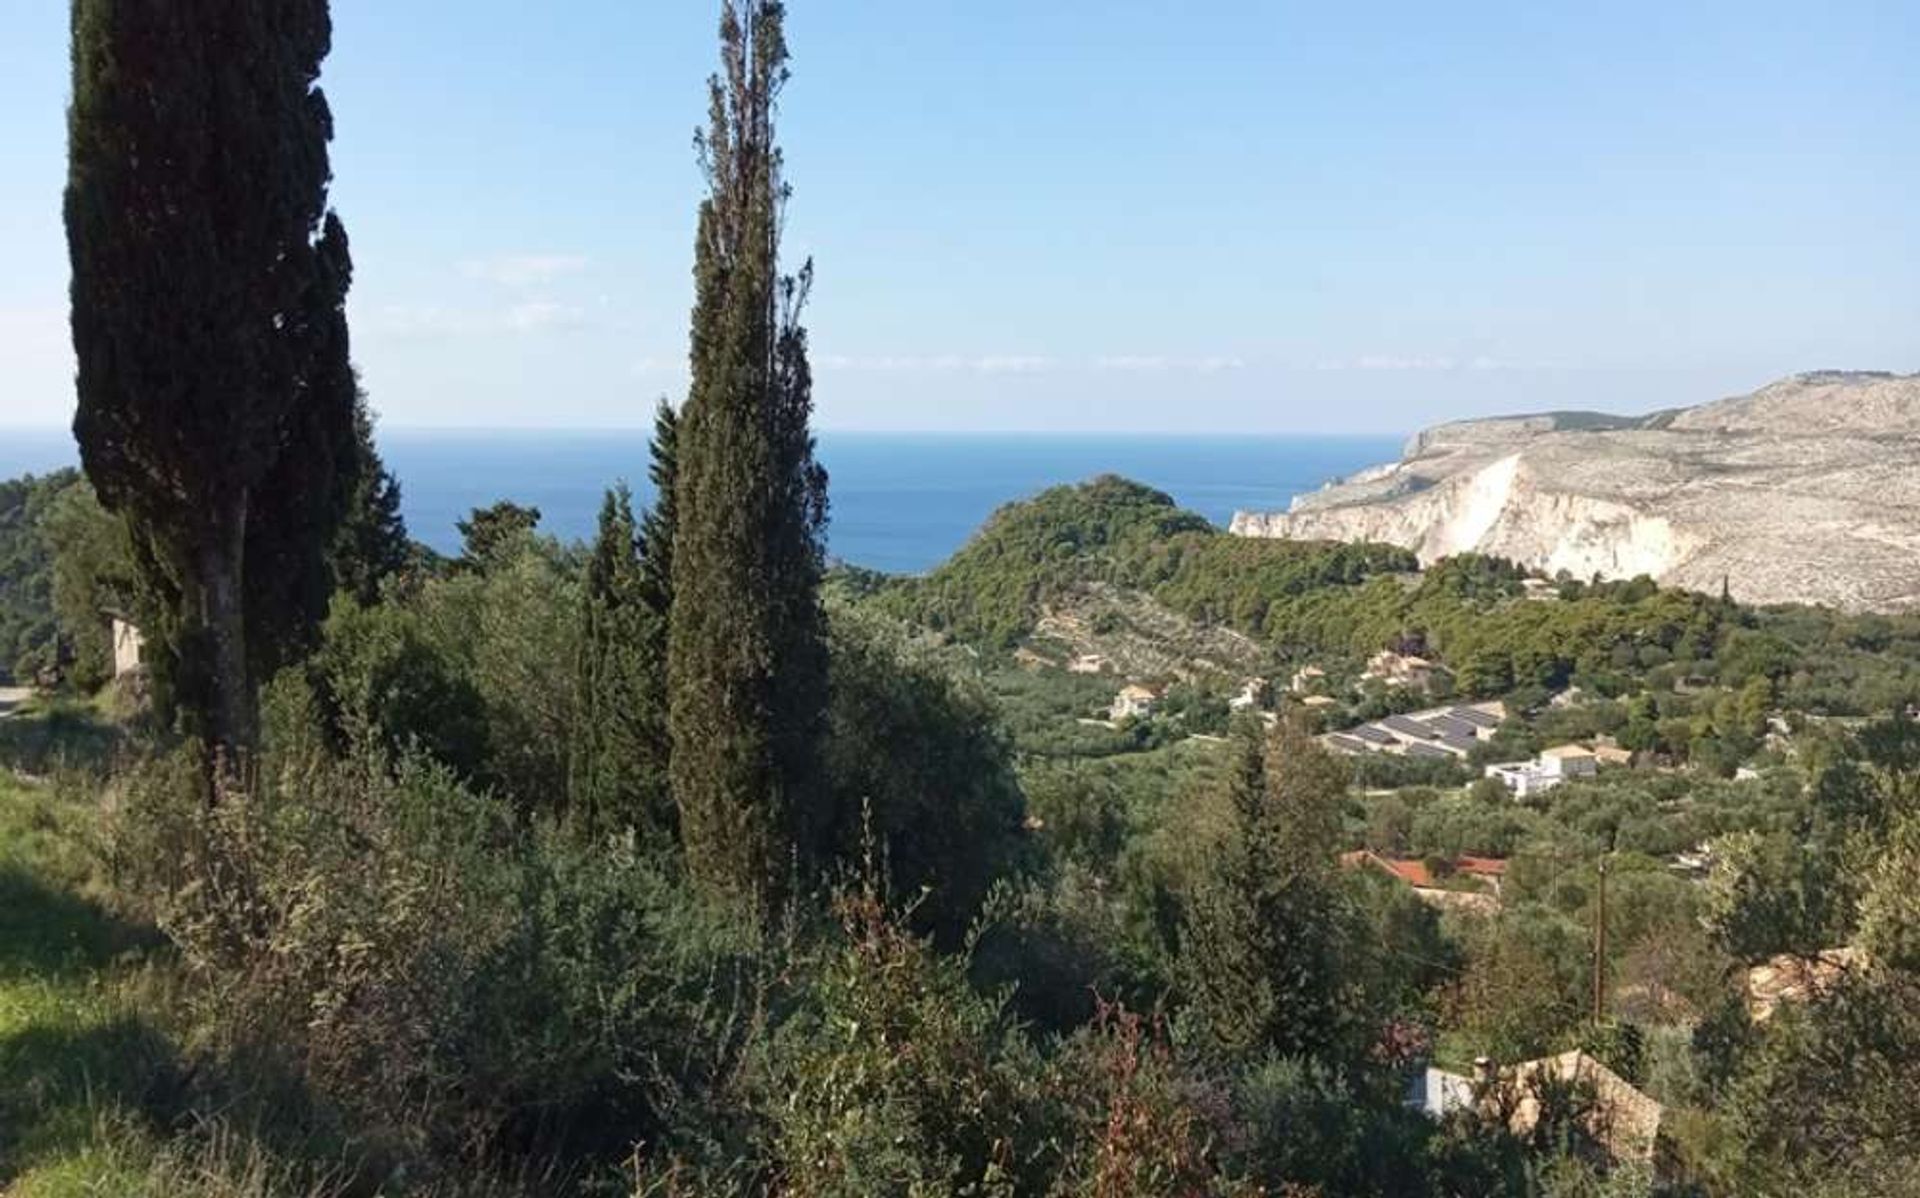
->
xmin=0 ymin=687 xmax=33 ymax=718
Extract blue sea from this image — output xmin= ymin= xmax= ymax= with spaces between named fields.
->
xmin=0 ymin=428 xmax=1399 ymax=575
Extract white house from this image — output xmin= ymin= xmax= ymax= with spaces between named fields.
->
xmin=1485 ymin=744 xmax=1599 ymax=798
xmin=1539 ymin=744 xmax=1598 ymax=779
xmin=1228 ymin=677 xmax=1270 ymax=711
xmin=111 ymin=617 xmax=147 ymax=678
xmin=1110 ymin=684 xmax=1159 ymax=722
xmin=1406 ymin=1067 xmax=1475 ymax=1119
xmin=1364 ymin=650 xmax=1442 ymax=693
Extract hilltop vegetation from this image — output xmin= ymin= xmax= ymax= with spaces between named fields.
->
xmin=868 ymin=476 xmax=1920 ymax=727
xmin=872 ymin=474 xmax=1417 ymax=650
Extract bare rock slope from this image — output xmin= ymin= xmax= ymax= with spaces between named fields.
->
xmin=1231 ymin=372 xmax=1920 ymax=611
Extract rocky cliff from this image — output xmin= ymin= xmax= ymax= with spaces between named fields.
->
xmin=1231 ymin=372 xmax=1920 ymax=611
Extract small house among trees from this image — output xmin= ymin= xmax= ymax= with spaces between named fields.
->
xmin=1110 ymin=683 xmax=1160 ymax=721
xmin=109 ymin=614 xmax=144 ymax=678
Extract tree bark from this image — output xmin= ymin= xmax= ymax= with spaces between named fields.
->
xmin=199 ymin=492 xmax=254 ymax=787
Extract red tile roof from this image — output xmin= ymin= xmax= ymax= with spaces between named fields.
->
xmin=1340 ymin=850 xmax=1435 ymax=888
xmin=1339 ymin=850 xmax=1509 ymax=889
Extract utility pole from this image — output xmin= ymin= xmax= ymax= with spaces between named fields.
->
xmin=1592 ymin=854 xmax=1610 ymax=1023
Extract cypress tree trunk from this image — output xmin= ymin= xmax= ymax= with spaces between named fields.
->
xmin=199 ymin=500 xmax=253 ymax=764
xmin=66 ymin=0 xmax=357 ymax=777
xmin=669 ymin=1 xmax=829 ymax=910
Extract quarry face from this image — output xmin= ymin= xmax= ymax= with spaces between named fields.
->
xmin=1231 ymin=372 xmax=1920 ymax=612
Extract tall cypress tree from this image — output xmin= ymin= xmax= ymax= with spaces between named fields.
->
xmin=67 ymin=0 xmax=357 ymax=766
xmin=332 ymin=391 xmax=411 ymax=605
xmin=668 ymin=1 xmax=829 ymax=908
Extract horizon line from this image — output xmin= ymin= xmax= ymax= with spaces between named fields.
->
xmin=0 ymin=422 xmax=1408 ymax=439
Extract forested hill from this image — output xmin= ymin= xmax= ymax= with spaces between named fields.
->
xmin=868 ymin=474 xmax=1419 ymax=650
xmin=859 ymin=473 xmax=1920 ymax=718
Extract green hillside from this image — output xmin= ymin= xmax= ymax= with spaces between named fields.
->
xmin=0 ymin=470 xmax=81 ymax=683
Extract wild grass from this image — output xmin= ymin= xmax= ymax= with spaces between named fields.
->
xmin=0 ymin=774 xmax=379 ymax=1198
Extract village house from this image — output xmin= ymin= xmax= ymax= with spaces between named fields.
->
xmin=1406 ymin=1066 xmax=1475 ymax=1119
xmin=1228 ymin=677 xmax=1270 ymax=712
xmin=1592 ymin=741 xmax=1635 ymax=767
xmin=1409 ymin=1053 xmax=1664 ymax=1171
xmin=1288 ymin=664 xmax=1327 ymax=694
xmin=1364 ymin=649 xmax=1443 ymax=692
xmin=1541 ymin=744 xmax=1599 ymax=778
xmin=1109 ymin=683 xmax=1160 ymax=722
xmin=1484 ymin=744 xmax=1598 ymax=798
xmin=110 ymin=615 xmax=146 ymax=678
xmin=1484 ymin=1051 xmax=1665 ymax=1169
xmin=1065 ymin=653 xmax=1109 ymax=675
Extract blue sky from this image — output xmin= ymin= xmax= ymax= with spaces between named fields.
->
xmin=2 ymin=1 xmax=1916 ymax=433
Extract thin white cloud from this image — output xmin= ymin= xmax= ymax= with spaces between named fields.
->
xmin=1355 ymin=355 xmax=1457 ymax=372
xmin=1094 ymin=354 xmax=1247 ymax=373
xmin=366 ymin=299 xmax=588 ymax=339
xmin=975 ymin=355 xmax=1055 ymax=374
xmin=1313 ymin=354 xmax=1557 ymax=373
xmin=814 ymin=353 xmax=1053 ymax=373
xmin=459 ymin=253 xmax=590 ymax=287
xmin=815 ymin=353 xmax=1242 ymax=374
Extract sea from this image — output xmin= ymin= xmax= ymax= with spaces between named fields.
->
xmin=0 ymin=428 xmax=1400 ymax=575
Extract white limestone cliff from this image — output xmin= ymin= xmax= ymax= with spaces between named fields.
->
xmin=1230 ymin=372 xmax=1920 ymax=611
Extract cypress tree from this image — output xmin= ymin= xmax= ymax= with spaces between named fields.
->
xmin=668 ymin=1 xmax=829 ymax=908
xmin=637 ymin=399 xmax=679 ymax=619
xmin=66 ymin=0 xmax=357 ymax=767
xmin=332 ymin=392 xmax=411 ymax=605
xmin=571 ymin=482 xmax=672 ymax=839
xmin=1183 ymin=716 xmax=1351 ymax=1059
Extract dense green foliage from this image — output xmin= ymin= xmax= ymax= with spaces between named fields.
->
xmin=1180 ymin=719 xmax=1356 ymax=1060
xmin=0 ymin=470 xmax=79 ymax=682
xmin=877 ymin=474 xmax=1417 ymax=651
xmin=668 ymin=1 xmax=830 ymax=910
xmin=569 ymin=403 xmax=680 ymax=842
xmin=571 ymin=484 xmax=673 ymax=839
xmin=330 ymin=393 xmax=412 ymax=605
xmin=820 ymin=607 xmax=1029 ymax=939
xmin=67 ymin=0 xmax=360 ymax=757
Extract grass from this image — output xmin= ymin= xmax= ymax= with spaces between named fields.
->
xmin=0 ymin=772 xmax=343 ymax=1197
xmin=0 ymin=692 xmax=128 ymax=779
xmin=0 ymin=771 xmax=185 ymax=1193
xmin=0 ymin=760 xmax=433 ymax=1197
